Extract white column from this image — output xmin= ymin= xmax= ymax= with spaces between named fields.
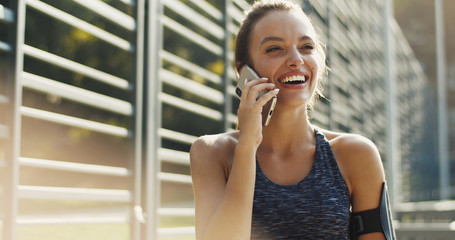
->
xmin=435 ymin=0 xmax=450 ymax=200
xmin=384 ymin=0 xmax=401 ymax=207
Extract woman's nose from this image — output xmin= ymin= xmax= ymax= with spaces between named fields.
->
xmin=287 ymin=48 xmax=304 ymax=68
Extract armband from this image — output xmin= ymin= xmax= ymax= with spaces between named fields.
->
xmin=350 ymin=182 xmax=396 ymax=240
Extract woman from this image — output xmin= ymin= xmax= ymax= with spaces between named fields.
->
xmin=190 ymin=0 xmax=393 ymax=239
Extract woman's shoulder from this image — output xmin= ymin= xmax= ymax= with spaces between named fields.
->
xmin=318 ymin=128 xmax=378 ymax=155
xmin=190 ymin=131 xmax=239 ymax=166
xmin=191 ymin=131 xmax=239 ymax=152
xmin=317 ymin=127 xmax=385 ymax=192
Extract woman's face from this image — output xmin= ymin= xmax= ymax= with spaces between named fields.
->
xmin=249 ymin=10 xmax=322 ymax=108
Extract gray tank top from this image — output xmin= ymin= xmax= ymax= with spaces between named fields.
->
xmin=251 ymin=128 xmax=351 ymax=239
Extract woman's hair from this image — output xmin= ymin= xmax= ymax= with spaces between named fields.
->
xmin=234 ymin=0 xmax=327 ymax=109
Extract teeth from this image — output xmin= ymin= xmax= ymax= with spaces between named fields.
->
xmin=281 ymin=75 xmax=307 ymax=83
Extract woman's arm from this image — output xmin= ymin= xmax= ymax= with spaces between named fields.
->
xmin=190 ymin=135 xmax=257 ymax=240
xmin=335 ymin=134 xmax=388 ymax=240
xmin=190 ymin=79 xmax=278 ymax=240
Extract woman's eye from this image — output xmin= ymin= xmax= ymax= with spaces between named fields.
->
xmin=301 ymin=44 xmax=314 ymax=50
xmin=266 ymin=46 xmax=281 ymax=53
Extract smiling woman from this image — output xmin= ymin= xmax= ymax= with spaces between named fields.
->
xmin=235 ymin=1 xmax=327 ymax=110
xmin=190 ymin=0 xmax=395 ymax=239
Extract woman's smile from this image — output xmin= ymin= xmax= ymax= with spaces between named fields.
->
xmin=277 ymin=71 xmax=310 ymax=90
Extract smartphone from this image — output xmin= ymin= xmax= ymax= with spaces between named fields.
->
xmin=235 ymin=65 xmax=277 ymax=126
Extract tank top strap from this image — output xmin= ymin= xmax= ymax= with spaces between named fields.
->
xmin=313 ymin=127 xmax=348 ymax=189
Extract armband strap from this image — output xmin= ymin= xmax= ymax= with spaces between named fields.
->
xmin=351 ymin=207 xmax=383 ymax=236
xmin=350 ymin=182 xmax=396 ymax=240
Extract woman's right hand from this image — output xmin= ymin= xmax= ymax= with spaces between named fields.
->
xmin=237 ymin=78 xmax=279 ymax=147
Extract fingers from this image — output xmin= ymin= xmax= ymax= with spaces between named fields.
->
xmin=236 ymin=79 xmax=278 ymax=136
xmin=256 ymin=88 xmax=279 ymax=106
xmin=241 ymin=78 xmax=277 ymax=105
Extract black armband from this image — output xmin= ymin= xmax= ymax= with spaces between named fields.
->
xmin=350 ymin=182 xmax=396 ymax=240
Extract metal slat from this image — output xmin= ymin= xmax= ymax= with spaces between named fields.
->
xmin=158 ymin=128 xmax=198 ymax=145
xmin=0 ymin=4 xmax=14 ymax=23
xmin=18 ymin=185 xmax=131 ymax=202
xmin=160 ymin=69 xmax=224 ymax=104
xmin=227 ymin=64 xmax=236 ymax=80
xmin=227 ymin=21 xmax=240 ymax=35
xmin=332 ymin=0 xmax=349 ymax=24
xmin=163 ymin=0 xmax=224 ymax=40
xmin=188 ymin=0 xmax=222 ymax=21
xmin=227 ymin=84 xmax=237 ymax=97
xmin=228 ymin=113 xmax=238 ymax=126
xmin=158 ymin=172 xmax=192 ymax=185
xmin=160 ymin=92 xmax=223 ymax=121
xmin=161 ymin=15 xmax=223 ymax=56
xmin=0 ymin=124 xmax=8 ymax=139
xmin=22 ymin=72 xmax=133 ymax=115
xmin=397 ymin=200 xmax=455 ymax=212
xmin=396 ymin=222 xmax=455 ymax=232
xmin=26 ymin=0 xmax=133 ymax=51
xmin=19 ymin=157 xmax=130 ymax=177
xmin=158 ymin=208 xmax=194 ymax=217
xmin=20 ymin=106 xmax=130 ymax=137
xmin=18 ymin=214 xmax=129 ymax=225
xmin=72 ymin=0 xmax=135 ymax=31
xmin=158 ymin=227 xmax=195 ymax=238
xmin=232 ymin=0 xmax=249 ymax=11
xmin=160 ymin=50 xmax=222 ymax=85
xmin=311 ymin=0 xmax=328 ymax=18
xmin=228 ymin=3 xmax=246 ymax=24
xmin=119 ymin=0 xmax=135 ymax=6
xmin=159 ymin=148 xmax=190 ymax=166
xmin=23 ymin=45 xmax=130 ymax=90
xmin=0 ymin=40 xmax=12 ymax=52
xmin=0 ymin=94 xmax=8 ymax=104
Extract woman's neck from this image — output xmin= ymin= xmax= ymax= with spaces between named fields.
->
xmin=259 ymin=105 xmax=315 ymax=154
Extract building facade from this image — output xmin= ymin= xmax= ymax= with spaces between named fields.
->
xmin=0 ymin=0 xmax=443 ymax=239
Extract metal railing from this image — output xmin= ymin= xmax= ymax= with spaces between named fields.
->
xmin=396 ymin=201 xmax=455 ymax=238
xmin=1 ymin=0 xmax=144 ymax=239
